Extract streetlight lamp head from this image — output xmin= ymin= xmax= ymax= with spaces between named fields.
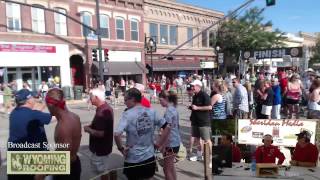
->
xmin=148 ymin=38 xmax=155 ymax=47
xmin=216 ymin=46 xmax=221 ymax=51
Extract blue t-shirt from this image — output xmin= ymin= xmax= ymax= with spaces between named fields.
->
xmin=272 ymin=85 xmax=282 ymax=105
xmin=8 ymin=107 xmax=52 ymax=151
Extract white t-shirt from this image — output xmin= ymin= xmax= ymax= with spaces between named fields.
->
xmin=115 ymin=105 xmax=165 ymax=163
xmin=163 ymin=105 xmax=181 ymax=148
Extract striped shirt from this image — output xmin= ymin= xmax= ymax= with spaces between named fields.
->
xmin=212 ymin=94 xmax=227 ymax=120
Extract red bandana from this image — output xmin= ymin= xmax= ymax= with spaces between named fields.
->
xmin=45 ymin=96 xmax=66 ymax=110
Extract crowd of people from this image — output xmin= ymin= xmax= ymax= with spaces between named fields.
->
xmin=3 ymin=67 xmax=320 ymax=180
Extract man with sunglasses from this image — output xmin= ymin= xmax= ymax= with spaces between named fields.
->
xmin=290 ymin=131 xmax=318 ymax=167
xmin=114 ymin=88 xmax=166 ymax=180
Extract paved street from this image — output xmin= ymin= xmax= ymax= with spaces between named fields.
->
xmin=0 ymin=100 xmax=207 ymax=180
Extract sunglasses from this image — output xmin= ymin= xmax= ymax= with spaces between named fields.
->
xmin=232 ymin=82 xmax=236 ymax=84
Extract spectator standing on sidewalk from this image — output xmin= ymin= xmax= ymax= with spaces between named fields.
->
xmin=84 ymin=88 xmax=114 ymax=180
xmin=188 ymin=80 xmax=212 ymax=164
xmin=307 ymin=79 xmax=320 ymax=118
xmin=271 ymin=78 xmax=282 ymax=119
xmin=3 ymin=83 xmax=13 ymax=114
xmin=232 ymin=78 xmax=249 ymax=119
xmin=105 ymin=77 xmax=113 ymax=100
xmin=261 ymin=81 xmax=274 ymax=119
xmin=38 ymin=81 xmax=49 ymax=100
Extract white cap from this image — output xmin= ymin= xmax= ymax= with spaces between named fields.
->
xmin=305 ymin=68 xmax=315 ymax=72
xmin=135 ymin=83 xmax=145 ymax=92
xmin=191 ymin=80 xmax=203 ymax=87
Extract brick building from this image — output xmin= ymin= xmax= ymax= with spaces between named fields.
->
xmin=144 ymin=0 xmax=223 ymax=81
xmin=0 ymin=0 xmax=145 ymax=91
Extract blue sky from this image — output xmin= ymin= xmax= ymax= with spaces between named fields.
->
xmin=178 ymin=0 xmax=319 ymax=33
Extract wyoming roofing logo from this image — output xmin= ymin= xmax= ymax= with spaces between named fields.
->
xmin=7 ymin=151 xmax=70 ymax=174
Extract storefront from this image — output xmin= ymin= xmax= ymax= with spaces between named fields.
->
xmin=91 ymin=50 xmax=145 ymax=85
xmin=0 ymin=42 xmax=71 ymax=91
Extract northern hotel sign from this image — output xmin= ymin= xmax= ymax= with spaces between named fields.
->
xmin=242 ymin=47 xmax=303 ymax=59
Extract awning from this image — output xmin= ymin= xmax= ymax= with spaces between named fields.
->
xmin=151 ymin=60 xmax=201 ymax=71
xmin=92 ymin=61 xmax=146 ymax=75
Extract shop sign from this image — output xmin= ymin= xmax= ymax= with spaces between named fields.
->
xmin=0 ymin=44 xmax=56 ymax=53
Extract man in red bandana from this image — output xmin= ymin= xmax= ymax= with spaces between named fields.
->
xmin=45 ymin=88 xmax=82 ymax=180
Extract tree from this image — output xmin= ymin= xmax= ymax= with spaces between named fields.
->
xmin=309 ymin=35 xmax=320 ymax=68
xmin=215 ymin=7 xmax=286 ymax=71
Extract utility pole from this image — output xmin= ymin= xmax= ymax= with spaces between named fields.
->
xmin=95 ymin=0 xmax=104 ymax=81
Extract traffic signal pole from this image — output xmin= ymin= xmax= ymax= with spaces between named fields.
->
xmin=95 ymin=0 xmax=104 ymax=81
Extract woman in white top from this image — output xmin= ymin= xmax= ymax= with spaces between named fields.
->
xmin=156 ymin=90 xmax=181 ymax=180
xmin=308 ymin=79 xmax=320 ymax=118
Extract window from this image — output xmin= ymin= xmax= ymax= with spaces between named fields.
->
xmin=149 ymin=23 xmax=158 ymax=42
xmin=202 ymin=30 xmax=208 ymax=47
xmin=116 ymin=17 xmax=124 ymax=40
xmin=100 ymin=14 xmax=109 ymax=38
xmin=187 ymin=27 xmax=193 ymax=47
xmin=32 ymin=6 xmax=45 ymax=33
xmin=130 ymin=20 xmax=139 ymax=41
xmin=209 ymin=31 xmax=216 ymax=47
xmin=81 ymin=11 xmax=92 ymax=37
xmin=54 ymin=8 xmax=67 ymax=36
xmin=160 ymin=24 xmax=168 ymax=44
xmin=169 ymin=25 xmax=177 ymax=45
xmin=6 ymin=3 xmax=21 ymax=32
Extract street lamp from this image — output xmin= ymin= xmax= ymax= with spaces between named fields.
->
xmin=145 ymin=36 xmax=157 ymax=82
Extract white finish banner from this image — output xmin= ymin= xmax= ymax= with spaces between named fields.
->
xmin=238 ymin=119 xmax=317 ymax=147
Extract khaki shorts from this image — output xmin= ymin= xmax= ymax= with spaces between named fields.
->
xmin=91 ymin=153 xmax=110 ymax=174
xmin=192 ymin=126 xmax=211 ymax=141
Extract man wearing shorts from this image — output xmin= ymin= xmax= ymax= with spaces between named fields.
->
xmin=84 ymin=88 xmax=113 ymax=180
xmin=46 ymin=88 xmax=82 ymax=180
xmin=189 ymin=80 xmax=212 ymax=164
xmin=114 ymin=88 xmax=166 ymax=180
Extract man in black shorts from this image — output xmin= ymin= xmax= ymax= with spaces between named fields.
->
xmin=188 ymin=80 xmax=212 ymax=165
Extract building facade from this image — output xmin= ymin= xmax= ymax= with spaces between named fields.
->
xmin=0 ymin=0 xmax=145 ymax=91
xmin=144 ymin=0 xmax=224 ymax=81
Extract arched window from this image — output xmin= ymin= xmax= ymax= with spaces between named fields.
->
xmin=130 ymin=19 xmax=139 ymax=41
xmin=81 ymin=11 xmax=92 ymax=37
xmin=100 ymin=14 xmax=110 ymax=38
xmin=54 ymin=8 xmax=67 ymax=36
xmin=116 ymin=17 xmax=124 ymax=40
xmin=31 ymin=5 xmax=45 ymax=33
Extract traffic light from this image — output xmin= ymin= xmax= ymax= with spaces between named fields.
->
xmin=266 ymin=0 xmax=275 ymax=6
xmin=104 ymin=48 xmax=109 ymax=61
xmin=92 ymin=48 xmax=97 ymax=61
xmin=146 ymin=64 xmax=153 ymax=74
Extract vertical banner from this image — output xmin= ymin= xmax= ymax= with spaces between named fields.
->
xmin=238 ymin=119 xmax=317 ymax=147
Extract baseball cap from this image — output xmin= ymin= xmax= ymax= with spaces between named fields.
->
xmin=295 ymin=130 xmax=311 ymax=139
xmin=15 ymin=89 xmax=37 ymax=102
xmin=191 ymin=80 xmax=203 ymax=87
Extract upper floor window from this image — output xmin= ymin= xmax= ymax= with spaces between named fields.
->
xmin=54 ymin=8 xmax=67 ymax=36
xmin=116 ymin=17 xmax=124 ymax=40
xmin=202 ymin=30 xmax=208 ymax=47
xmin=130 ymin=19 xmax=139 ymax=41
xmin=149 ymin=23 xmax=158 ymax=42
xmin=187 ymin=27 xmax=193 ymax=47
xmin=100 ymin=14 xmax=109 ymax=38
xmin=6 ymin=3 xmax=21 ymax=32
xmin=209 ymin=31 xmax=216 ymax=48
xmin=160 ymin=24 xmax=168 ymax=45
xmin=81 ymin=11 xmax=92 ymax=37
xmin=169 ymin=25 xmax=177 ymax=45
xmin=31 ymin=6 xmax=45 ymax=34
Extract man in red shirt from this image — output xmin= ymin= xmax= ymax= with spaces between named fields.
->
xmin=221 ymin=133 xmax=241 ymax=162
xmin=135 ymin=83 xmax=151 ymax=108
xmin=290 ymin=131 xmax=319 ymax=167
xmin=255 ymin=134 xmax=285 ymax=165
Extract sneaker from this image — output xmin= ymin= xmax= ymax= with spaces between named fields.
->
xmin=188 ymin=153 xmax=197 ymax=161
xmin=197 ymin=155 xmax=204 ymax=161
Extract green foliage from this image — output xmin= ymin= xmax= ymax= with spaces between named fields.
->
xmin=215 ymin=7 xmax=286 ymax=58
xmin=309 ymin=35 xmax=320 ymax=67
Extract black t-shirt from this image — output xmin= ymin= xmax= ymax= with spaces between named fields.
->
xmin=263 ymin=88 xmax=274 ymax=106
xmin=89 ymin=103 xmax=114 ymax=156
xmin=190 ymin=91 xmax=211 ymax=127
